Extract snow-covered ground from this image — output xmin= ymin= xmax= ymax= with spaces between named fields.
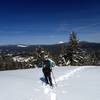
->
xmin=0 ymin=66 xmax=100 ymax=100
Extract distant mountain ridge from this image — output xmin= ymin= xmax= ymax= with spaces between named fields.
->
xmin=0 ymin=41 xmax=100 ymax=55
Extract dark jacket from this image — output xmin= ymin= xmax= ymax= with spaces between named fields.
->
xmin=42 ymin=59 xmax=52 ymax=69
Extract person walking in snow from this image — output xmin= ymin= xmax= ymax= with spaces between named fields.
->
xmin=42 ymin=55 xmax=54 ymax=86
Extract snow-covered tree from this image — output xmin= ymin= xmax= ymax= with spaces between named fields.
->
xmin=63 ymin=32 xmax=91 ymax=66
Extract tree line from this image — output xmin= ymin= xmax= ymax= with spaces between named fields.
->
xmin=0 ymin=32 xmax=100 ymax=70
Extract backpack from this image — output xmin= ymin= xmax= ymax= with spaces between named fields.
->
xmin=48 ymin=59 xmax=56 ymax=67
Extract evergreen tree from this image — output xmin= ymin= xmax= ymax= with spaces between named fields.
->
xmin=63 ymin=32 xmax=91 ymax=66
xmin=69 ymin=31 xmax=79 ymax=50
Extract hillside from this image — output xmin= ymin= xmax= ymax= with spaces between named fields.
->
xmin=0 ymin=42 xmax=100 ymax=55
xmin=0 ymin=42 xmax=100 ymax=71
xmin=0 ymin=66 xmax=100 ymax=100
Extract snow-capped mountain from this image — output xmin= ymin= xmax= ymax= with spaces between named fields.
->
xmin=58 ymin=41 xmax=64 ymax=44
xmin=17 ymin=44 xmax=28 ymax=47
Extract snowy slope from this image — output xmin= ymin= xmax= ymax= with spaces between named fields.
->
xmin=0 ymin=66 xmax=100 ymax=100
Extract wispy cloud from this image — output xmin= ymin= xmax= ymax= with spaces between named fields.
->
xmin=52 ymin=22 xmax=71 ymax=35
xmin=72 ymin=23 xmax=100 ymax=32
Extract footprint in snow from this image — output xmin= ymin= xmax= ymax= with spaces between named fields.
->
xmin=44 ymin=87 xmax=50 ymax=94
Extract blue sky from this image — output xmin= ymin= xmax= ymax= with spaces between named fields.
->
xmin=0 ymin=0 xmax=100 ymax=45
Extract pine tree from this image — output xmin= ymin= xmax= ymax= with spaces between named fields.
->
xmin=69 ymin=31 xmax=79 ymax=50
xmin=64 ymin=32 xmax=91 ymax=66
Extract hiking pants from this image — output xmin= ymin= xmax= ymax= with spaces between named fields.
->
xmin=42 ymin=67 xmax=52 ymax=86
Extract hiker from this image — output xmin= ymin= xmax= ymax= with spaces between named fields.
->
xmin=42 ymin=55 xmax=54 ymax=86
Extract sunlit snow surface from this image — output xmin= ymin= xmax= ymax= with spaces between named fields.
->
xmin=0 ymin=66 xmax=100 ymax=100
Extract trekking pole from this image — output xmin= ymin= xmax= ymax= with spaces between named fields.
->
xmin=51 ymin=70 xmax=57 ymax=86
